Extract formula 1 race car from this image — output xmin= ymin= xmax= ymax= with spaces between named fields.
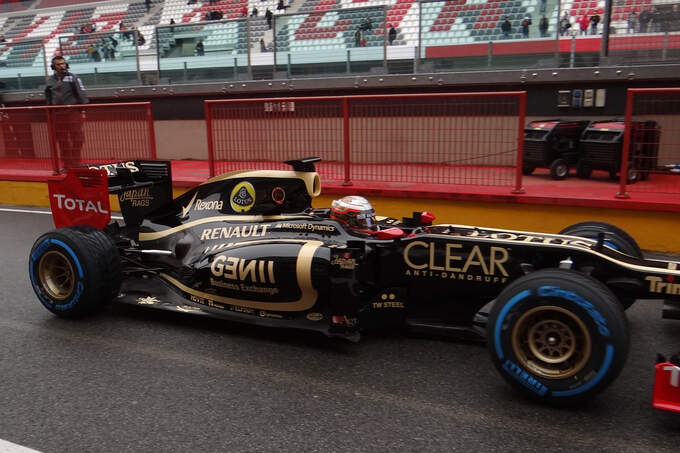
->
xmin=29 ymin=157 xmax=680 ymax=407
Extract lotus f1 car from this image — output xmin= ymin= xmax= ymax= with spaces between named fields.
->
xmin=29 ymin=158 xmax=680 ymax=407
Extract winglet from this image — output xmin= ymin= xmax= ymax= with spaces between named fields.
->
xmin=284 ymin=157 xmax=321 ymax=172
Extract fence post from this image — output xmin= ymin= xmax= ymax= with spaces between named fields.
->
xmin=513 ymin=91 xmax=526 ymax=194
xmin=146 ymin=103 xmax=157 ymax=160
xmin=488 ymin=41 xmax=493 ymax=67
xmin=616 ymin=89 xmax=634 ymax=199
xmin=45 ymin=108 xmax=60 ymax=174
xmin=205 ymin=101 xmax=216 ymax=178
xmin=662 ymin=32 xmax=669 ymax=61
xmin=342 ymin=97 xmax=352 ymax=186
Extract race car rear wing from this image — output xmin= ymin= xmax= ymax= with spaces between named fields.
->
xmin=48 ymin=161 xmax=173 ymax=229
xmin=90 ymin=160 xmax=173 ymax=226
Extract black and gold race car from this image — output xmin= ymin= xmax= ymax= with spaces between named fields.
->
xmin=29 ymin=158 xmax=680 ymax=407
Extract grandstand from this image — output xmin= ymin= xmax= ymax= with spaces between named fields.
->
xmin=0 ymin=0 xmax=677 ymax=93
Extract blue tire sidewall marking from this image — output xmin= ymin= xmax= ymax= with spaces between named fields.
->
xmin=29 ymin=238 xmax=84 ymax=311
xmin=493 ymin=289 xmax=532 ymax=360
xmin=493 ymin=283 xmax=616 ymax=398
xmin=603 ymin=240 xmax=618 ymax=250
xmin=552 ymin=344 xmax=614 ymax=397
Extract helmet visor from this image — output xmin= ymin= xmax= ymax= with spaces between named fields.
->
xmin=356 ymin=209 xmax=376 ymax=230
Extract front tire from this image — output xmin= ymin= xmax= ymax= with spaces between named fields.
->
xmin=487 ymin=269 xmax=629 ymax=405
xmin=558 ymin=221 xmax=642 ymax=258
xmin=29 ymin=226 xmax=121 ymax=318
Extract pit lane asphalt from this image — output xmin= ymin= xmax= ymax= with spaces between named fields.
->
xmin=1 ymin=206 xmax=679 ymax=453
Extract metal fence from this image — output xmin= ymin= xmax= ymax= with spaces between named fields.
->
xmin=0 ymin=102 xmax=156 ymax=174
xmin=205 ymin=92 xmax=526 ymax=192
xmin=617 ymin=88 xmax=680 ymax=197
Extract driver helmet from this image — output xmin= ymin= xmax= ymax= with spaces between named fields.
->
xmin=330 ymin=196 xmax=376 ymax=232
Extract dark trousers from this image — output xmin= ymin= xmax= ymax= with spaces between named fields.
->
xmin=54 ymin=110 xmax=84 ymax=168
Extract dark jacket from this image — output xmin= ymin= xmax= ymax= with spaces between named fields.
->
xmin=45 ymin=72 xmax=88 ymax=105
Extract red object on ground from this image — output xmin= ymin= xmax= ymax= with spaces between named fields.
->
xmin=652 ymin=361 xmax=680 ymax=413
xmin=48 ymin=168 xmax=110 ymax=230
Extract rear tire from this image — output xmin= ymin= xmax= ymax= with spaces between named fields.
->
xmin=487 ymin=269 xmax=629 ymax=405
xmin=549 ymin=159 xmax=569 ymax=180
xmin=29 ymin=226 xmax=121 ymax=318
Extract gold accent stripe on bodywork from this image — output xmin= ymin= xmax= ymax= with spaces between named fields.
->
xmin=139 ymin=214 xmax=313 ymax=242
xmin=202 ymin=170 xmax=321 ymax=198
xmin=159 ymin=240 xmax=322 ymax=312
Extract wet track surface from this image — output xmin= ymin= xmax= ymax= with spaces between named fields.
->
xmin=1 ymin=206 xmax=679 ymax=453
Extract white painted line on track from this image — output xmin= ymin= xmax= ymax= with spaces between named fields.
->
xmin=0 ymin=439 xmax=42 ymax=453
xmin=0 ymin=207 xmax=123 ymax=220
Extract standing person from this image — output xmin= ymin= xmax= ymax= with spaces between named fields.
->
xmin=559 ymin=11 xmax=571 ymax=36
xmin=639 ymin=7 xmax=650 ymax=33
xmin=650 ymin=6 xmax=661 ymax=32
xmin=627 ymin=11 xmax=638 ymax=33
xmin=265 ymin=8 xmax=273 ymax=29
xmin=521 ymin=15 xmax=531 ymax=38
xmin=501 ymin=16 xmax=512 ymax=38
xmin=354 ymin=27 xmax=362 ymax=46
xmin=539 ymin=14 xmax=549 ymax=37
xmin=671 ymin=4 xmax=680 ymax=32
xmin=579 ymin=13 xmax=589 ymax=36
xmin=44 ymin=56 xmax=88 ymax=170
xmin=388 ymin=24 xmax=397 ymax=45
xmin=590 ymin=11 xmax=601 ymax=35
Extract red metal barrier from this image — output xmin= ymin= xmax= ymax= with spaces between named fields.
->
xmin=0 ymin=102 xmax=156 ymax=175
xmin=205 ymin=92 xmax=526 ymax=192
xmin=617 ymin=88 xmax=680 ymax=198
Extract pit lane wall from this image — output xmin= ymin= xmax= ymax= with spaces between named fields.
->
xmin=2 ymin=180 xmax=679 ymax=254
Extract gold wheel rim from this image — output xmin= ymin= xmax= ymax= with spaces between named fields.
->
xmin=511 ymin=305 xmax=591 ymax=380
xmin=38 ymin=250 xmax=75 ymax=300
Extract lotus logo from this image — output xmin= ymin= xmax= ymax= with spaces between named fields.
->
xmin=230 ymin=181 xmax=255 ymax=212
